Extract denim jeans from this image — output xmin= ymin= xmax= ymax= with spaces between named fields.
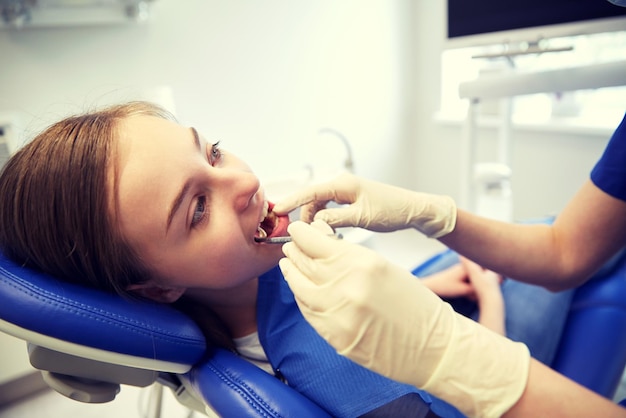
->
xmin=483 ymin=280 xmax=573 ymax=365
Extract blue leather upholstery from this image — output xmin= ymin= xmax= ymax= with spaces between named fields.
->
xmin=185 ymin=349 xmax=330 ymax=417
xmin=0 ymin=252 xmax=206 ymax=371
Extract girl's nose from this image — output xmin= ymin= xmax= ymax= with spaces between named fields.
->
xmin=215 ymin=169 xmax=261 ymax=212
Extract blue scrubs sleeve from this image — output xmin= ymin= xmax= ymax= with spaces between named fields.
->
xmin=591 ymin=113 xmax=626 ymax=202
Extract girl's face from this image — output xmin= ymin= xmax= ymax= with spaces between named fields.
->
xmin=112 ymin=115 xmax=286 ymax=297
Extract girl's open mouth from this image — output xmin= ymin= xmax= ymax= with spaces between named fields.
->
xmin=255 ymin=201 xmax=290 ymax=242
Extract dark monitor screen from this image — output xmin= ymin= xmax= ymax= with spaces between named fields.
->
xmin=447 ymin=0 xmax=626 ymax=47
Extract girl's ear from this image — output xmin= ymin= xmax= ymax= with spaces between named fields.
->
xmin=127 ymin=283 xmax=185 ymax=303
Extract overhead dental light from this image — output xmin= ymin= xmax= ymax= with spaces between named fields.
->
xmin=0 ymin=0 xmax=155 ymax=29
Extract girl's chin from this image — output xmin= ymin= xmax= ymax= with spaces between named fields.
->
xmin=261 ymin=246 xmax=285 ymax=263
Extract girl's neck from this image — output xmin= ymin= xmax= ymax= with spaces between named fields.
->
xmin=185 ymin=277 xmax=259 ymax=338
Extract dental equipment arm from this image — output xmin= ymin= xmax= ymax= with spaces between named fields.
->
xmin=279 ymin=221 xmax=529 ymax=418
xmin=273 ymin=173 xmax=456 ymax=238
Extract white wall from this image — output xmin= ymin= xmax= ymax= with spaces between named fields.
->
xmin=0 ymin=0 xmax=416 ymax=188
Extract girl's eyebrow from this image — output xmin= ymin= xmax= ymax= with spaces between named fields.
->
xmin=166 ymin=128 xmax=201 ymax=232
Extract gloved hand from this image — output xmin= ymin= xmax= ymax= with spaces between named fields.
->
xmin=273 ymin=173 xmax=457 ymax=238
xmin=279 ymin=221 xmax=530 ymax=418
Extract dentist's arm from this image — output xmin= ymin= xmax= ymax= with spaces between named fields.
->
xmin=279 ymin=221 xmax=626 ymax=418
xmin=508 ymin=359 xmax=626 ymax=418
xmin=275 ymin=174 xmax=626 ymax=291
xmin=440 ymin=180 xmax=626 ymax=290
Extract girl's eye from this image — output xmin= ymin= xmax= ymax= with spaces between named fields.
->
xmin=209 ymin=141 xmax=222 ymax=165
xmin=191 ymin=196 xmax=207 ymax=228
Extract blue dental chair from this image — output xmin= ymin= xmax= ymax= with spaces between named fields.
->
xmin=1 ymin=240 xmax=626 ymax=416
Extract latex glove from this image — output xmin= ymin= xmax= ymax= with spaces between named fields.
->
xmin=279 ymin=221 xmax=530 ymax=418
xmin=273 ymin=173 xmax=457 ymax=238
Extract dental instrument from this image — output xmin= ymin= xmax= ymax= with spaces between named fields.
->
xmin=255 ymin=232 xmax=343 ymax=244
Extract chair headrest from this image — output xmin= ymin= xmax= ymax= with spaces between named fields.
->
xmin=0 ymin=252 xmax=206 ymax=373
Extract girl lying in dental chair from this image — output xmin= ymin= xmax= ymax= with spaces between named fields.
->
xmin=0 ymin=101 xmax=572 ymax=418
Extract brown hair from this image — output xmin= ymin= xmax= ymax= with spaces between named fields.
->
xmin=0 ymin=101 xmax=234 ymax=350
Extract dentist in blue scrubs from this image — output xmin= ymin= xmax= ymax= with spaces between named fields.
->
xmin=275 ymin=109 xmax=626 ymax=418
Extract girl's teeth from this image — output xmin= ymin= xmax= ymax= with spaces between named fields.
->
xmin=261 ymin=201 xmax=269 ymax=220
xmin=257 ymin=226 xmax=267 ymax=238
